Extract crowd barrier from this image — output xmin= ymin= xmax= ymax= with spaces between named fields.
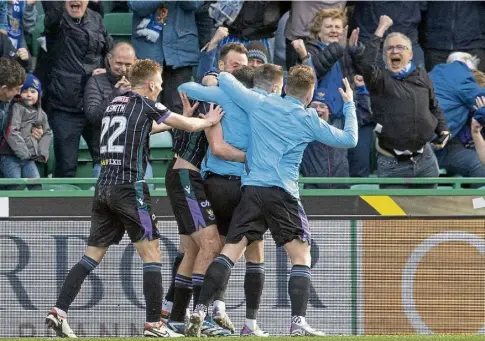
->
xmin=0 ymin=178 xmax=484 ymax=337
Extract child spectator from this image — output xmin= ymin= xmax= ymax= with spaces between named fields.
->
xmin=0 ymin=73 xmax=52 ymax=190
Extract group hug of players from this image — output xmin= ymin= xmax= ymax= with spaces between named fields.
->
xmin=44 ymin=41 xmax=358 ymax=338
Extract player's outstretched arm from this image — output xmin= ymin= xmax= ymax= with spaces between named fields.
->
xmin=218 ymin=72 xmax=261 ymax=113
xmin=165 ymin=104 xmax=224 ymax=132
xmin=150 ymin=121 xmax=172 ymax=134
xmin=308 ymin=78 xmax=358 ymax=148
xmin=205 ymin=123 xmax=246 ymax=163
xmin=178 ymin=82 xmax=226 ymax=105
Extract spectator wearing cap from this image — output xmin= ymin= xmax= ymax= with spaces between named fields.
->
xmin=246 ymin=40 xmax=269 ymax=68
xmin=300 ymin=88 xmax=350 ymax=189
xmin=0 ymin=73 xmax=52 ymax=190
xmin=429 ymin=52 xmax=485 ymax=184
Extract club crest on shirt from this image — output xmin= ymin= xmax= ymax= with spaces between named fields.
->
xmin=155 ymin=102 xmax=167 ymax=111
xmin=206 ymin=209 xmax=215 ymax=220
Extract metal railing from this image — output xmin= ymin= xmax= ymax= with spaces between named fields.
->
xmin=0 ymin=177 xmax=484 ymax=197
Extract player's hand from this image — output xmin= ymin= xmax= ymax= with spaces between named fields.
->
xmin=353 ymin=74 xmax=365 ymax=87
xmin=472 ymin=118 xmax=483 ymax=135
xmin=180 ymin=92 xmax=199 ymax=117
xmin=92 ymin=68 xmax=107 ymax=76
xmin=200 ymin=103 xmax=224 ymax=125
xmin=338 ymin=78 xmax=354 ymax=103
xmin=115 ymin=76 xmax=131 ymax=92
xmin=17 ymin=48 xmax=29 ymax=61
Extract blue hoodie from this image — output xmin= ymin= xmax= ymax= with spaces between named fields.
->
xmin=429 ymin=61 xmax=485 ymax=138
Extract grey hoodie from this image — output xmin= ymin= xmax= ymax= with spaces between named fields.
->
xmin=7 ymin=99 xmax=52 ymax=161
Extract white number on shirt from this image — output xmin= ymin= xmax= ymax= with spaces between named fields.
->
xmin=100 ymin=116 xmax=127 ymax=154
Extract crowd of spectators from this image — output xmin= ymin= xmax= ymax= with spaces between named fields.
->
xmin=1 ymin=0 xmax=485 ymax=189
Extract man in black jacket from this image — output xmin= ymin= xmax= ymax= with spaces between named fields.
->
xmin=354 ymin=15 xmax=450 ymax=189
xmin=83 ymin=42 xmax=135 ymax=177
xmin=45 ymin=0 xmax=113 ymax=178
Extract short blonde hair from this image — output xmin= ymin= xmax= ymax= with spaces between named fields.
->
xmin=128 ymin=59 xmax=162 ymax=87
xmin=308 ymin=8 xmax=347 ymax=41
xmin=286 ymin=65 xmax=316 ymax=98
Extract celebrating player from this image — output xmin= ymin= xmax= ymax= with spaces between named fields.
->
xmin=45 ymin=59 xmax=223 ymax=338
xmin=185 ymin=67 xmax=358 ymax=337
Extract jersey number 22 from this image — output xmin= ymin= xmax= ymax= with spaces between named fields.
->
xmin=100 ymin=116 xmax=127 ymax=154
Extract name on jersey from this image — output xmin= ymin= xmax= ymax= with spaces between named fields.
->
xmin=106 ymin=103 xmax=127 ymax=114
xmin=112 ymin=96 xmax=130 ymax=103
xmin=101 ymin=158 xmax=122 ymax=166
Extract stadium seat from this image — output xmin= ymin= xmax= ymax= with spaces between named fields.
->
xmin=149 ymin=132 xmax=174 ymax=160
xmin=103 ymin=13 xmax=133 ymax=44
xmin=149 ymin=132 xmax=174 ymax=180
xmin=42 ymin=184 xmax=82 ymax=191
xmin=77 ymin=137 xmax=94 ymax=181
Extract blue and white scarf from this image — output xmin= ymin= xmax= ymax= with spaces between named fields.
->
xmin=389 ymin=61 xmax=416 ymax=80
xmin=7 ymin=0 xmax=24 ymax=49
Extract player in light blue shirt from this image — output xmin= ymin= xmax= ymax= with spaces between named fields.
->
xmin=186 ymin=65 xmax=358 ymax=337
xmin=180 ymin=65 xmax=285 ymax=336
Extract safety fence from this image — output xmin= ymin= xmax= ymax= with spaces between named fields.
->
xmin=0 ymin=178 xmax=484 ymax=337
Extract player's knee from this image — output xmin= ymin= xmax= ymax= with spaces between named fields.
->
xmin=245 ymin=240 xmax=264 ymax=263
xmin=285 ymin=240 xmax=311 ymax=267
xmin=200 ymin=237 xmax=222 ymax=256
xmin=135 ymin=239 xmax=161 ymax=263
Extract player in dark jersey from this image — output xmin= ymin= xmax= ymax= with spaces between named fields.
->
xmin=161 ymin=43 xmax=248 ymax=336
xmin=45 ymin=59 xmax=224 ymax=338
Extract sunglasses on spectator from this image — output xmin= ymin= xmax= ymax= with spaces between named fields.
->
xmin=386 ymin=45 xmax=410 ymax=53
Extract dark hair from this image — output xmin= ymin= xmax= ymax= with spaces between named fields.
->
xmin=128 ymin=59 xmax=162 ymax=87
xmin=232 ymin=66 xmax=254 ymax=89
xmin=286 ymin=65 xmax=316 ymax=98
xmin=253 ymin=64 xmax=284 ymax=90
xmin=220 ymin=43 xmax=248 ymax=62
xmin=0 ymin=58 xmax=26 ymax=88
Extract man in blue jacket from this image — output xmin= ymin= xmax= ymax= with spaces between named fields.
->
xmin=129 ymin=1 xmax=202 ymax=114
xmin=185 ymin=66 xmax=357 ymax=337
xmin=429 ymin=54 xmax=485 ymax=182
